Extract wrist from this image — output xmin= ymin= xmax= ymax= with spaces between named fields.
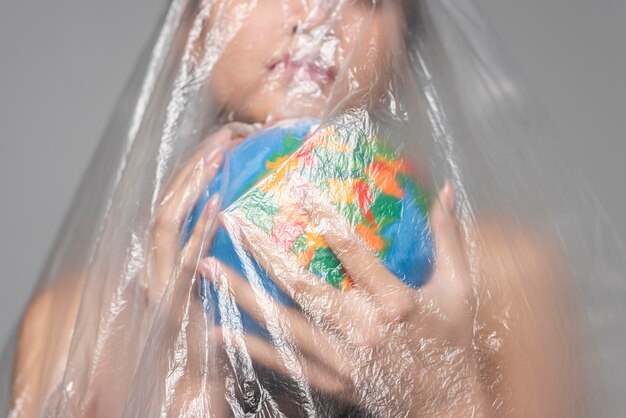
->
xmin=417 ymin=347 xmax=491 ymax=417
xmin=444 ymin=357 xmax=490 ymax=418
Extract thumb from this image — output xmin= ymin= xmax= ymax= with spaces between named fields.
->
xmin=425 ymin=181 xmax=474 ymax=324
xmin=429 ymin=181 xmax=460 ymax=268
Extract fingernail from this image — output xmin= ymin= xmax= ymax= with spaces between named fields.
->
xmin=442 ymin=181 xmax=456 ymax=213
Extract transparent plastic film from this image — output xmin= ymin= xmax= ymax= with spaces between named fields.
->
xmin=1 ymin=0 xmax=616 ymax=417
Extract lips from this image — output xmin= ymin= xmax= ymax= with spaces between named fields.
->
xmin=268 ymin=53 xmax=336 ymax=85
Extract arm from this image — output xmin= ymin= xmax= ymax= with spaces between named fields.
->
xmin=10 ymin=126 xmax=240 ymax=417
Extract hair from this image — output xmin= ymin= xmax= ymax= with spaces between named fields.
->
xmin=402 ymin=0 xmax=425 ymax=46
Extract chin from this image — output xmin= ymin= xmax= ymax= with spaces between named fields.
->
xmin=232 ymin=92 xmax=327 ymax=124
xmin=266 ymin=103 xmax=325 ymax=124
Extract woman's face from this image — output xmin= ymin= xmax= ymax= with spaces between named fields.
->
xmin=204 ymin=0 xmax=406 ymax=123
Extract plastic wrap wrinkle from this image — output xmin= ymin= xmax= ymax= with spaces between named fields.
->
xmin=1 ymin=0 xmax=614 ymax=417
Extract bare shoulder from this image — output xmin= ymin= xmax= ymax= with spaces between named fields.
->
xmin=12 ymin=276 xmax=85 ymax=415
xmin=18 ymin=277 xmax=85 ymax=342
xmin=469 ymin=216 xmax=589 ymax=416
xmin=469 ymin=215 xmax=570 ymax=352
xmin=471 ymin=216 xmax=569 ymax=301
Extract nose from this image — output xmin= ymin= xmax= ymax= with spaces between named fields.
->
xmin=285 ymin=0 xmax=333 ymax=36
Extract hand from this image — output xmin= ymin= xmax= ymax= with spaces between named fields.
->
xmin=125 ymin=121 xmax=276 ymax=417
xmin=139 ymin=122 xmax=271 ymax=418
xmin=10 ymin=126 xmax=242 ymax=417
xmin=199 ymin=181 xmax=489 ymax=417
xmin=142 ymin=124 xmax=252 ymax=308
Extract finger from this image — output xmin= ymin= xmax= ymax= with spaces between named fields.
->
xmin=166 ymin=297 xmax=231 ymax=417
xmin=221 ymin=121 xmax=262 ymax=141
xmin=423 ymin=181 xmax=473 ymax=322
xmin=148 ymin=153 xmax=222 ymax=290
xmin=159 ymin=150 xmax=224 ymax=230
xmin=163 ymin=128 xmax=231 ymax=198
xmin=221 ymin=210 xmax=385 ymax=346
xmin=199 ymin=258 xmax=356 ymax=380
xmin=152 ymin=151 xmax=223 ymax=264
xmin=291 ymin=178 xmax=415 ymax=322
xmin=427 ymin=181 xmax=466 ymax=284
xmin=180 ymin=194 xmax=221 ymax=274
xmin=213 ymin=326 xmax=350 ymax=401
xmin=147 ymin=141 xmax=225 ymax=306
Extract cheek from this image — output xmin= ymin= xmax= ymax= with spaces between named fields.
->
xmin=338 ymin=12 xmax=401 ymax=91
xmin=208 ymin=5 xmax=287 ymax=111
xmin=340 ymin=23 xmax=381 ymax=86
xmin=211 ymin=38 xmax=261 ymax=104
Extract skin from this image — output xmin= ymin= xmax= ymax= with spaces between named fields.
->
xmin=204 ymin=0 xmax=403 ymax=123
xmin=11 ymin=0 xmax=588 ymax=416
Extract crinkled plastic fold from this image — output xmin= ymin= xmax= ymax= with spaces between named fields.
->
xmin=1 ymin=0 xmax=619 ymax=416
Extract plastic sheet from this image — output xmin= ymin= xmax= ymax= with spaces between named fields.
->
xmin=1 ymin=0 xmax=616 ymax=416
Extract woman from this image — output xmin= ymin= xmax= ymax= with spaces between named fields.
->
xmin=11 ymin=0 xmax=588 ymax=416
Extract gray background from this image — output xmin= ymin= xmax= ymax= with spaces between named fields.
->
xmin=1 ymin=0 xmax=625 ymax=413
